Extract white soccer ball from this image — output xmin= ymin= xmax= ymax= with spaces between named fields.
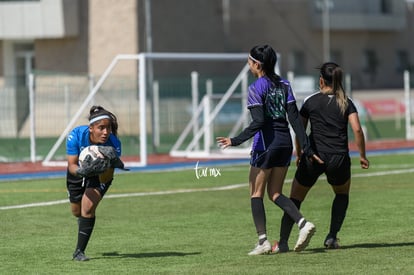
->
xmin=79 ymin=145 xmax=104 ymax=166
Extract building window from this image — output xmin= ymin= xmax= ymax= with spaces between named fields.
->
xmin=14 ymin=43 xmax=35 ymax=88
xmin=380 ymin=0 xmax=392 ymax=14
xmin=289 ymin=50 xmax=306 ymax=75
xmin=396 ymin=50 xmax=411 ymax=72
xmin=362 ymin=49 xmax=378 ymax=74
xmin=330 ymin=50 xmax=342 ymax=65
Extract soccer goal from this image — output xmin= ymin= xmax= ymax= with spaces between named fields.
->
xmin=41 ymin=52 xmax=249 ymax=167
xmin=41 ymin=54 xmax=146 ymax=167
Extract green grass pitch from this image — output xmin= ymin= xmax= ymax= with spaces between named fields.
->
xmin=1 ymin=153 xmax=414 ymax=274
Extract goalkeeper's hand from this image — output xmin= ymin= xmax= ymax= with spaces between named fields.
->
xmin=97 ymin=146 xmax=129 ymax=171
xmin=76 ymin=155 xmax=111 ymax=178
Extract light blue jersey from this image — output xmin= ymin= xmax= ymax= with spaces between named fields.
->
xmin=66 ymin=125 xmax=121 ymax=157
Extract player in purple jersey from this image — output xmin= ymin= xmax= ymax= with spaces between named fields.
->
xmin=217 ymin=45 xmax=320 ymax=255
xmin=66 ymin=105 xmax=122 ymax=261
xmin=278 ymin=62 xmax=369 ymax=250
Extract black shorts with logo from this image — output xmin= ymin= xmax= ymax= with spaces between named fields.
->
xmin=66 ymin=170 xmax=111 ymax=203
xmin=250 ymin=147 xmax=293 ymax=169
xmin=295 ymin=152 xmax=351 ymax=187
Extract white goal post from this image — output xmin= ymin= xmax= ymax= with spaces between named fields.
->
xmin=404 ymin=70 xmax=413 ymax=140
xmin=41 ymin=52 xmax=249 ymax=167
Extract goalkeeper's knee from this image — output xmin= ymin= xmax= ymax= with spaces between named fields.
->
xmin=97 ymin=179 xmax=113 ymax=197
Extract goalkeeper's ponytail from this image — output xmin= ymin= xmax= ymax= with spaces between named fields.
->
xmin=107 ymin=111 xmax=118 ymax=137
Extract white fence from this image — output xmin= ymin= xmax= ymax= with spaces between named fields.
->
xmin=0 ymin=51 xmax=412 ymax=164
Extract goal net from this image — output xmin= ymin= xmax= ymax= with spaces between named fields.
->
xmin=40 ymin=52 xmax=250 ymax=166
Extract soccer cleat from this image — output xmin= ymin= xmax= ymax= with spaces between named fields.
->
xmin=73 ymin=249 xmax=90 ymax=261
xmin=294 ymin=221 xmax=316 ymax=252
xmin=248 ymin=240 xmax=272 ymax=255
xmin=324 ymin=236 xmax=340 ymax=249
xmin=271 ymin=240 xmax=289 ymax=253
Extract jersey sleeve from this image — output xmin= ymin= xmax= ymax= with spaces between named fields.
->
xmin=347 ymin=98 xmax=358 ymax=115
xmin=247 ymin=84 xmax=263 ymax=109
xmin=66 ymin=128 xmax=81 ymax=156
xmin=282 ymin=79 xmax=296 ymax=104
xmin=247 ymin=79 xmax=267 ymax=108
xmin=299 ymin=103 xmax=309 ymax=119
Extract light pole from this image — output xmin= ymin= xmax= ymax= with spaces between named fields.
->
xmin=317 ymin=0 xmax=333 ymax=62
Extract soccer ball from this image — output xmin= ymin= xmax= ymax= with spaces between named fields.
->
xmin=78 ymin=145 xmax=104 ymax=166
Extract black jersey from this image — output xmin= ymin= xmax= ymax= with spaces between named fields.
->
xmin=300 ymin=92 xmax=357 ymax=154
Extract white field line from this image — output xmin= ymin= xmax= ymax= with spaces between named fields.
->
xmin=0 ymin=183 xmax=246 ymax=211
xmin=2 ymin=167 xmax=414 ymax=211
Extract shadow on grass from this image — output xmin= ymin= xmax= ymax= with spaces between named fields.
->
xmin=98 ymin=251 xmax=201 ymax=259
xmin=307 ymin=242 xmax=414 ymax=253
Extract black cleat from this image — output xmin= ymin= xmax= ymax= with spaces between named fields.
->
xmin=324 ymin=235 xmax=340 ymax=249
xmin=73 ymin=249 xmax=90 ymax=261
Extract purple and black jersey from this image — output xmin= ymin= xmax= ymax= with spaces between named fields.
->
xmin=231 ymin=76 xmax=296 ymax=151
xmin=248 ymin=77 xmax=295 ymax=151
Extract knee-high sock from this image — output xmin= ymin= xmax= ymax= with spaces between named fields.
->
xmin=279 ymin=198 xmax=302 ymax=243
xmin=76 ymin=216 xmax=96 ymax=252
xmin=329 ymin=194 xmax=349 ymax=238
xmin=251 ymin=197 xmax=266 ymax=238
xmin=274 ymin=194 xmax=303 ymax=224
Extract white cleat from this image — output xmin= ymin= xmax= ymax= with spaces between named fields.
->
xmin=248 ymin=240 xmax=272 ymax=255
xmin=294 ymin=222 xmax=316 ymax=252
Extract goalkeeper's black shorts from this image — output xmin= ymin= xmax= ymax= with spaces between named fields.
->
xmin=66 ymin=170 xmax=112 ymax=202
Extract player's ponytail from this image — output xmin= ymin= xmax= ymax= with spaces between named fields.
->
xmin=320 ymin=62 xmax=348 ymax=115
xmin=107 ymin=111 xmax=118 ymax=137
xmin=249 ymin=45 xmax=281 ymax=85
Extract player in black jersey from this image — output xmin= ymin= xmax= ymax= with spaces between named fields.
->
xmin=278 ymin=62 xmax=369 ymax=250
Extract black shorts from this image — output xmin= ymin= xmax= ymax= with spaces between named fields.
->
xmin=295 ymin=152 xmax=351 ymax=187
xmin=66 ymin=170 xmax=112 ymax=203
xmin=250 ymin=147 xmax=293 ymax=169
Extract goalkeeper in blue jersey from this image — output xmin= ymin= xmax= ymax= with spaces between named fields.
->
xmin=66 ymin=105 xmax=124 ymax=261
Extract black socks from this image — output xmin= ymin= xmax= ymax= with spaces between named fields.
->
xmin=329 ymin=194 xmax=349 ymax=238
xmin=274 ymin=194 xmax=302 ymax=224
xmin=279 ymin=198 xmax=302 ymax=243
xmin=76 ymin=216 xmax=96 ymax=252
xmin=251 ymin=197 xmax=267 ymax=242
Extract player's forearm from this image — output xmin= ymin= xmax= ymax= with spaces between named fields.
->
xmin=231 ymin=106 xmax=264 ymax=146
xmin=354 ymin=129 xmax=367 ymax=159
xmin=294 ymin=137 xmax=302 ymax=157
xmin=288 ymin=103 xmax=312 ymax=156
xmin=68 ymin=163 xmax=79 ymax=176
